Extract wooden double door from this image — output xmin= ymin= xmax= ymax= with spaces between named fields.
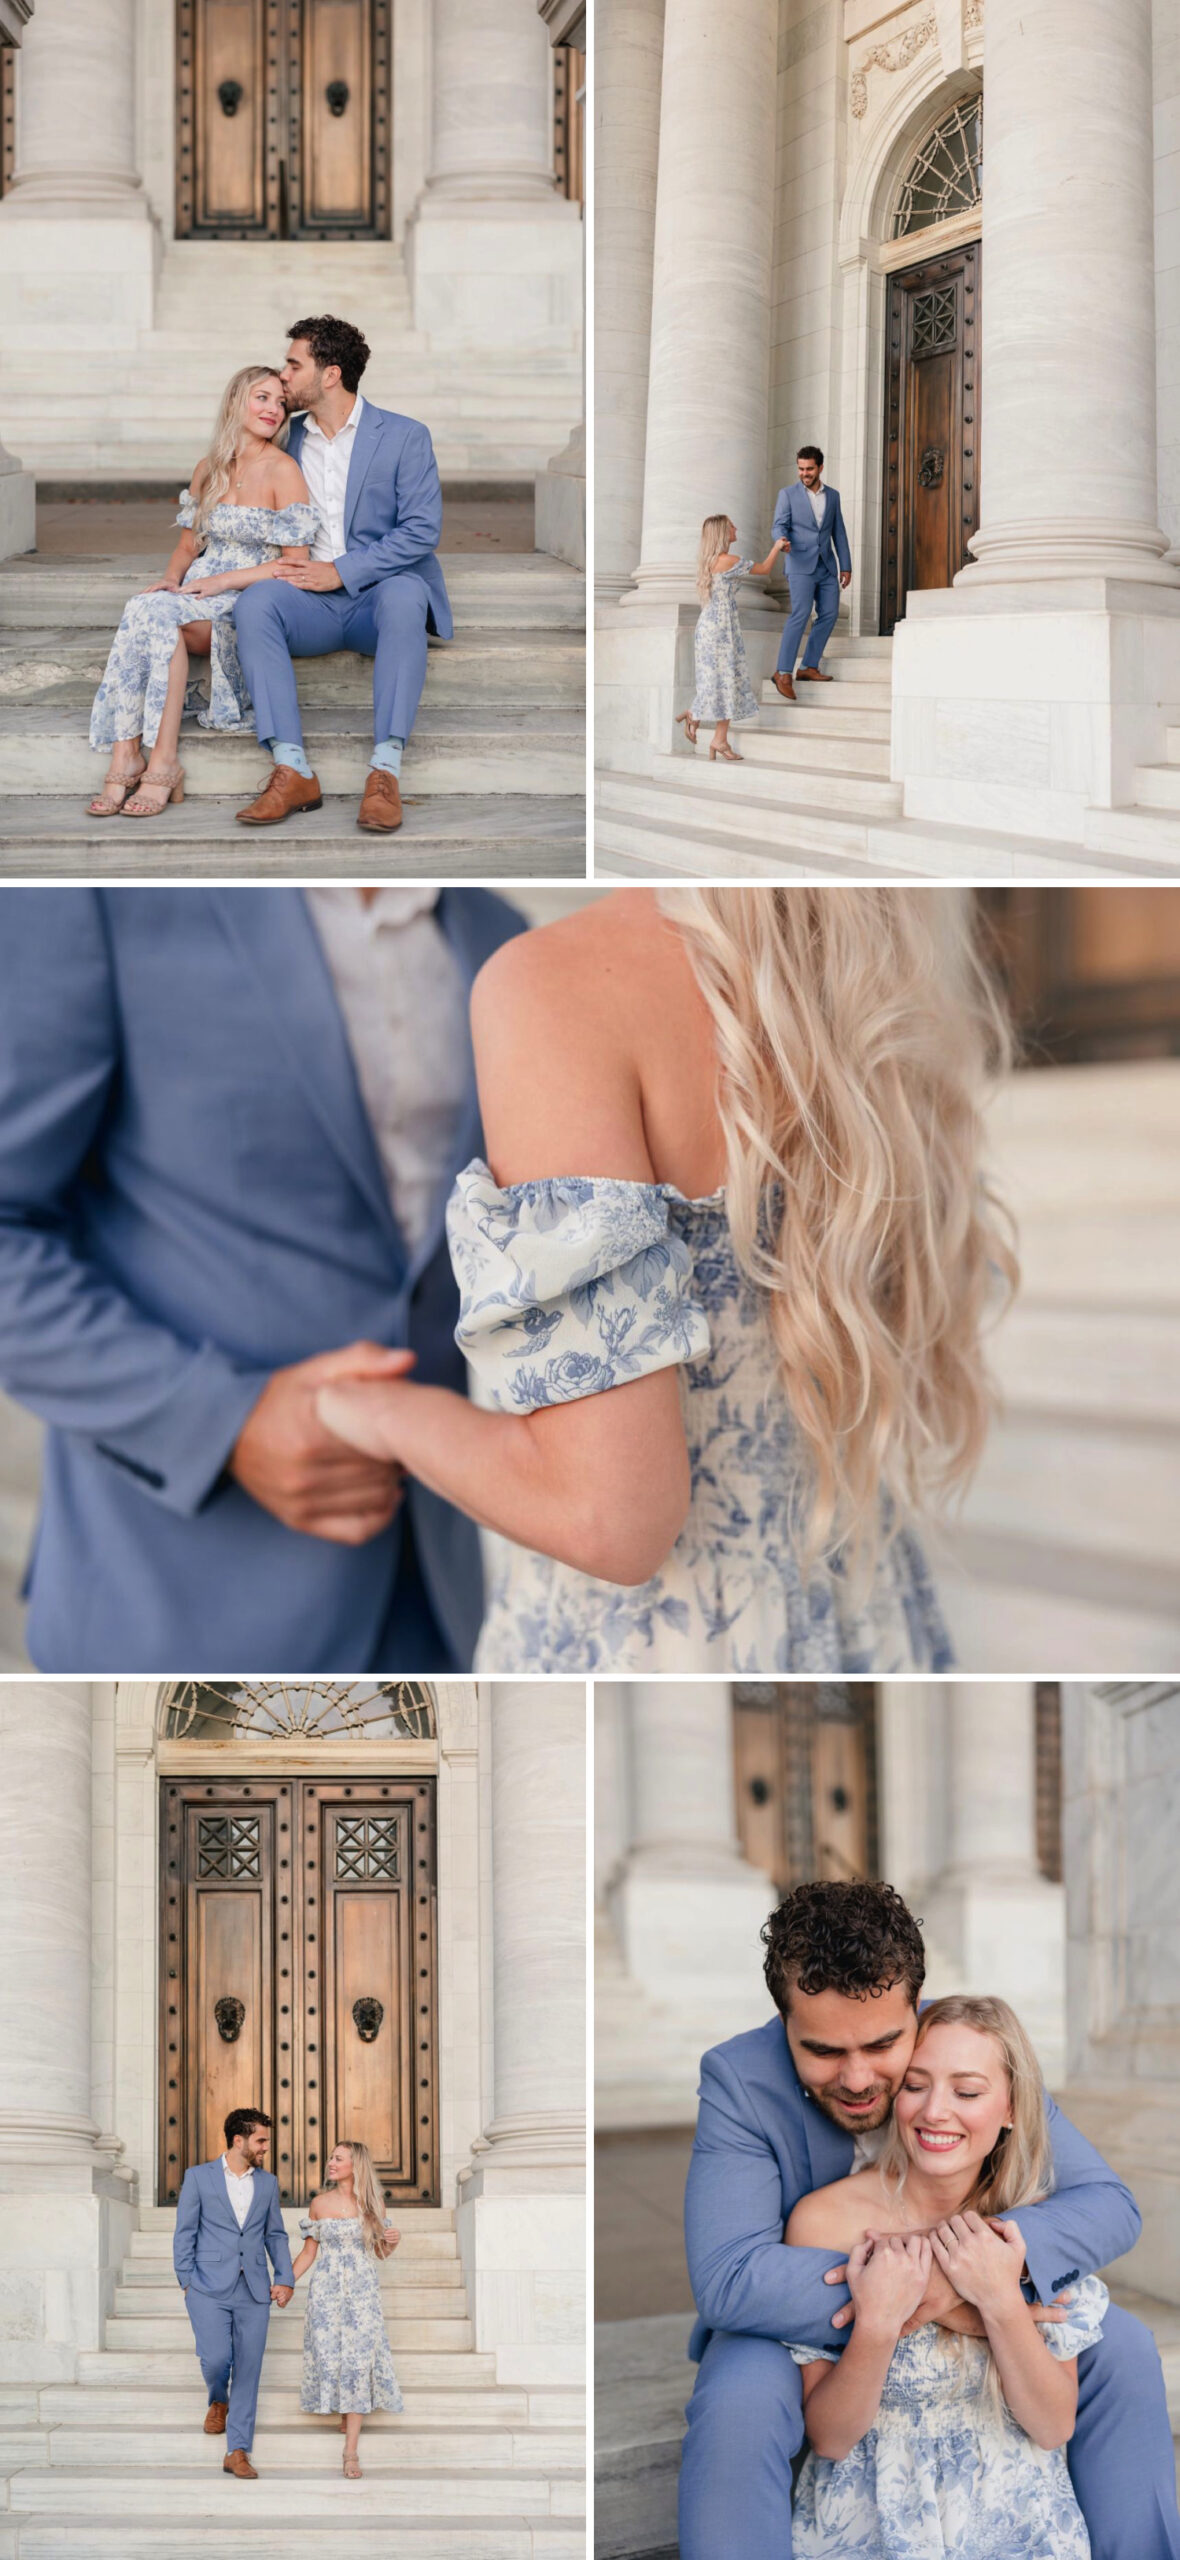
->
xmin=160 ymin=1775 xmax=437 ymax=2206
xmin=733 ymin=1685 xmax=879 ymax=1895
xmin=176 ymin=0 xmax=391 ymax=238
xmin=881 ymin=241 xmax=981 ymax=633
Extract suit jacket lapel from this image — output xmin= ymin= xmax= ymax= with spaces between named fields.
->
xmin=208 ymin=888 xmax=408 ymax=1272
xmin=402 ymin=891 xmax=487 ymax=1285
xmin=343 ymin=402 xmax=383 ymax=546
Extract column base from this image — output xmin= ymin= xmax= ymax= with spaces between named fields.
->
xmin=0 ymin=444 xmax=35 ymax=561
xmin=535 ymin=418 xmax=585 ymax=568
xmin=0 ymin=2144 xmax=136 ymax=2384
xmin=0 ymin=204 xmax=158 ymax=351
xmin=457 ymin=2114 xmax=585 ymax=2387
xmin=892 ymin=578 xmax=1180 ymax=841
xmin=610 ymin=1843 xmax=774 ymax=2024
xmin=920 ymin=1873 xmax=1065 ymax=2084
xmin=404 ymin=192 xmax=582 ymax=347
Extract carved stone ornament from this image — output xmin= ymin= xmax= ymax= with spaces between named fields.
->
xmin=851 ymin=11 xmax=937 ymax=119
xmin=353 ymin=1996 xmax=384 ymax=2044
xmin=214 ymin=1995 xmax=246 ymax=2043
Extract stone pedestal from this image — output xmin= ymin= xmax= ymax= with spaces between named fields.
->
xmin=609 ymin=1685 xmax=774 ymax=2027
xmin=535 ymin=417 xmax=585 ymax=566
xmin=0 ymin=442 xmax=35 ymax=561
xmin=0 ymin=0 xmax=158 ymax=350
xmin=892 ymin=0 xmax=1180 ymax=837
xmin=0 ymin=1684 xmax=133 ymax=2384
xmin=920 ymin=1683 xmax=1066 ymax=2083
xmin=406 ymin=0 xmax=581 ymax=347
xmin=457 ymin=1685 xmax=585 ymax=2387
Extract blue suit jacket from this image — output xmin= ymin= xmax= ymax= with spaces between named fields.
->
xmin=286 ymin=399 xmax=453 ymax=639
xmin=0 ymin=885 xmax=525 ymax=1671
xmin=771 ymin=481 xmax=852 ymax=579
xmin=684 ymin=2017 xmax=1141 ymax=2360
xmin=173 ymin=2159 xmax=295 ymax=2304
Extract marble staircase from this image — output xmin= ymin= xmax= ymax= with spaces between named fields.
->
xmin=0 ymin=243 xmax=581 ymax=484
xmin=595 ymin=634 xmax=1180 ymax=881
xmin=0 ymin=546 xmax=585 ymax=877
xmin=0 ymin=2205 xmax=584 ymax=2559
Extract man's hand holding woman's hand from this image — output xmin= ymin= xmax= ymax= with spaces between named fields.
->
xmin=844 ymin=2233 xmax=933 ymax=2341
xmin=827 ymin=2217 xmax=1070 ymax=2337
xmin=270 ymin=2283 xmax=294 ymax=2306
xmin=230 ymin=1342 xmax=417 ymax=1543
xmin=929 ymin=2212 xmax=1029 ymax=2319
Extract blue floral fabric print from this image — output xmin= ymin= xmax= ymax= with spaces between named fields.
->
xmin=297 ymin=2215 xmax=403 ymax=2417
xmin=446 ymin=1162 xmax=955 ymax=1677
xmin=89 ymin=494 xmax=321 ymax=751
xmin=787 ymin=2274 xmax=1107 ymax=2558
xmin=691 ymin=557 xmax=760 ymax=723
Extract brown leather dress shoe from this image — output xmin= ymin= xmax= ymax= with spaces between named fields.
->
xmin=223 ymin=2449 xmax=257 ymax=2478
xmin=796 ymin=665 xmax=833 ymax=682
xmin=235 ymin=764 xmax=323 ymax=825
xmin=203 ymin=2401 xmax=228 ymax=2435
xmin=358 ymin=767 xmax=403 ymax=832
xmin=772 ymin=671 xmax=796 ymax=701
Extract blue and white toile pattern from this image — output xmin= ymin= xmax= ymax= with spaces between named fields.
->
xmin=297 ymin=2215 xmax=404 ymax=2417
xmin=89 ymin=494 xmax=321 ymax=750
xmin=446 ymin=1161 xmax=954 ymax=1676
xmin=691 ymin=557 xmax=761 ymax=723
xmin=787 ymin=2274 xmax=1107 ymax=2559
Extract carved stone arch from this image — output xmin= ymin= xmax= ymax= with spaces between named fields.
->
xmin=156 ymin=1681 xmax=437 ymax=1740
xmin=840 ymin=61 xmax=983 ymax=266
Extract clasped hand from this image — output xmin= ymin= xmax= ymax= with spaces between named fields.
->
xmin=844 ymin=2231 xmax=933 ymax=2338
xmin=270 ymin=2283 xmax=294 ymax=2306
xmin=230 ymin=1342 xmax=417 ymax=1544
xmin=827 ymin=2216 xmax=1069 ymax=2338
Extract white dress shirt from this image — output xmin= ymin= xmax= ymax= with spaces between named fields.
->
xmin=306 ymin=888 xmax=473 ymax=1258
xmin=298 ymin=393 xmax=365 ymax=563
xmin=807 ymin=483 xmax=827 ymax=529
xmin=221 ymin=2154 xmax=255 ymax=2229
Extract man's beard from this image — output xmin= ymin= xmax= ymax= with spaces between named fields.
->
xmin=809 ymin=2083 xmax=894 ymax=2133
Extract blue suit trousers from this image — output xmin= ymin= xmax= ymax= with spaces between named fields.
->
xmin=777 ymin=562 xmax=841 ymax=674
xmin=185 ymin=2274 xmax=272 ymax=2455
xmin=234 ymin=572 xmax=432 ymax=754
xmin=678 ymin=2306 xmax=1180 ymax=2560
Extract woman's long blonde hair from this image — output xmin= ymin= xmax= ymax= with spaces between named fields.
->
xmin=329 ymin=2139 xmax=388 ymax=2254
xmin=663 ymin=886 xmax=1018 ymax=1572
xmin=696 ymin=513 xmax=734 ymax=602
xmin=879 ymin=1995 xmax=1053 ymax=2220
xmin=193 ymin=365 xmax=288 ymax=538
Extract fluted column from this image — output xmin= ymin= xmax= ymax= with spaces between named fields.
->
xmin=407 ymin=0 xmax=580 ymax=349
xmin=594 ymin=0 xmax=665 ymax=595
xmin=960 ymin=0 xmax=1176 ymax=586
xmin=923 ymin=1683 xmax=1065 ymax=2081
xmin=478 ymin=1685 xmax=584 ymax=2165
xmin=425 ymin=0 xmax=559 ymax=200
xmin=0 ymin=0 xmax=146 ymax=212
xmin=627 ymin=0 xmax=777 ymax=601
xmin=0 ymin=1684 xmax=99 ymax=2164
xmin=940 ymin=1683 xmax=1040 ymax=1880
xmin=611 ymin=1684 xmax=773 ymax=2017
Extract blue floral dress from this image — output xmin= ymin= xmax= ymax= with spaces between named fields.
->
xmin=446 ymin=1161 xmax=953 ymax=1675
xmin=787 ymin=2277 xmax=1107 ymax=2559
xmin=298 ymin=2214 xmax=403 ymax=2416
xmin=88 ymin=491 xmax=320 ymax=750
xmin=691 ymin=557 xmax=760 ymax=723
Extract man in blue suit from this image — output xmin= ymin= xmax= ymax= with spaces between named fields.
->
xmin=0 ymin=884 xmax=525 ymax=1672
xmin=173 ymin=2106 xmax=295 ymax=2478
xmin=233 ymin=315 xmax=451 ymax=834
xmin=679 ymin=1879 xmax=1180 ymax=2560
xmin=770 ymin=444 xmax=852 ymax=703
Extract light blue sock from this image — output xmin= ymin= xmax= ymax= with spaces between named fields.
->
xmin=370 ymin=736 xmax=405 ymax=777
xmin=266 ymin=738 xmax=315 ymax=781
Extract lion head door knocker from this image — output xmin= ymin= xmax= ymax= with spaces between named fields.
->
xmin=217 ymin=78 xmax=244 ymax=117
xmin=352 ymin=1996 xmax=384 ymax=2044
xmin=918 ymin=446 xmax=946 ymax=491
xmin=326 ymin=79 xmax=350 ymax=117
xmin=214 ymin=1995 xmax=245 ymax=2043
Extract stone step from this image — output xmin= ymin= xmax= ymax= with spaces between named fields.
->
xmin=699 ymin=727 xmax=891 ymax=778
xmin=120 ymin=2256 xmax=464 ymax=2289
xmin=33 ymin=2425 xmax=585 ymax=2475
xmin=594 ymin=773 xmax=1136 ymax=883
xmin=41 ymin=2385 xmax=584 ymax=2429
xmin=0 ymin=792 xmax=585 ymax=878
xmin=657 ymin=742 xmax=902 ymax=819
xmin=114 ymin=2279 xmax=467 ymax=2319
xmin=0 ymin=556 xmax=586 ymax=633
xmin=823 ymin=634 xmax=893 ymax=657
xmin=10 ymin=2525 xmax=585 ymax=2560
xmin=0 ymin=706 xmax=585 ymax=799
xmin=103 ymin=2316 xmax=475 ymax=2353
xmin=753 ymin=700 xmax=892 ymax=741
xmin=138 ymin=2203 xmax=456 ymax=2231
xmin=595 ymin=768 xmax=873 ymax=860
xmin=593 ymin=808 xmax=915 ymax=882
xmin=761 ymin=679 xmax=892 ymax=716
xmin=8 ymin=2470 xmax=584 ymax=2523
xmin=76 ymin=2348 xmax=486 ymax=2388
xmin=127 ymin=2223 xmax=458 ymax=2262
xmin=0 ymin=629 xmax=585 ymax=711
xmin=763 ymin=653 xmax=890 ymax=688
xmin=1082 ymin=804 xmax=1180 ymax=864
xmin=1130 ymin=763 xmax=1180 ymax=812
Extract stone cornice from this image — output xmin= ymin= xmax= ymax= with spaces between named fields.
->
xmin=0 ymin=0 xmax=33 ymax=47
xmin=537 ymin=0 xmax=585 ymax=49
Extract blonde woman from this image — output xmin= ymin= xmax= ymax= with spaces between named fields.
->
xmin=783 ymin=1998 xmax=1109 ymax=2557
xmin=675 ymin=515 xmax=787 ymax=761
xmin=316 ymin=884 xmax=1017 ymax=1675
xmin=87 ymin=366 xmax=319 ymax=819
xmin=289 ymin=2139 xmax=402 ymax=2480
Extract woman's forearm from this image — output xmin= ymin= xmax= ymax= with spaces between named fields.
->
xmin=289 ymin=2243 xmax=315 ymax=2280
xmin=801 ymin=2327 xmax=898 ymax=2460
xmin=164 ymin=534 xmax=198 ymax=584
xmin=984 ymin=2307 xmax=1077 ymax=2449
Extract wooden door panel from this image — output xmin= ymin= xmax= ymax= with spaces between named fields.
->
xmin=309 ymin=1782 xmax=438 ymax=2202
xmin=299 ymin=0 xmax=373 ymax=231
xmin=193 ymin=1885 xmax=268 ymax=2169
xmin=179 ymin=0 xmax=276 ymax=236
xmin=334 ymin=1889 xmax=407 ymax=2171
xmin=882 ymin=244 xmax=980 ymax=633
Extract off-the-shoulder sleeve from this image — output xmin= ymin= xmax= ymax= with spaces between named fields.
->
xmin=175 ymin=488 xmax=197 ymax=528
xmin=297 ymin=2215 xmax=316 ymax=2236
xmin=1042 ymin=2274 xmax=1107 ymax=2360
xmin=787 ymin=2343 xmax=839 ymax=2366
xmin=446 ymin=1159 xmax=711 ymax=1414
xmin=270 ymin=501 xmax=320 ymax=544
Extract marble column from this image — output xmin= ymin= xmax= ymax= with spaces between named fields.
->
xmin=627 ymin=0 xmax=777 ymax=601
xmin=456 ymin=1685 xmax=584 ymax=2387
xmin=594 ymin=0 xmax=665 ymax=595
xmin=922 ymin=1683 xmax=1065 ymax=2082
xmin=427 ymin=0 xmax=557 ymax=198
xmin=0 ymin=0 xmax=157 ymax=351
xmin=960 ymin=0 xmax=1173 ymax=586
xmin=610 ymin=1684 xmax=774 ymax=2017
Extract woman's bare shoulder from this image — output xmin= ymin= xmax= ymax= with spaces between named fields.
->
xmin=308 ymin=2190 xmax=343 ymax=2219
xmin=786 ymin=2175 xmax=881 ymax=2249
xmin=190 ymin=457 xmax=212 ymax=495
xmin=269 ymin=448 xmax=310 ymax=502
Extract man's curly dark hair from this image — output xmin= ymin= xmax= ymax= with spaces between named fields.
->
xmin=288 ymin=314 xmax=371 ymax=394
xmin=762 ymin=1878 xmax=925 ymax=2017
